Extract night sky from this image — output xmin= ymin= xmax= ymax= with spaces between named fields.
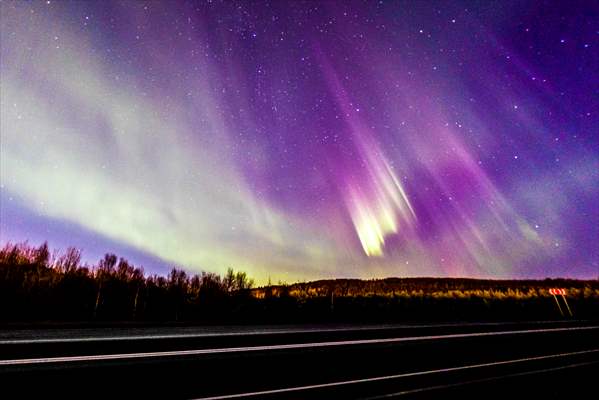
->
xmin=1 ymin=1 xmax=597 ymax=282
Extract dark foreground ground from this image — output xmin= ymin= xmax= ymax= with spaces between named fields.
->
xmin=1 ymin=320 xmax=597 ymax=399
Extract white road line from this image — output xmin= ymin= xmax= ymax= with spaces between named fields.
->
xmin=0 ymin=325 xmax=436 ymax=344
xmin=0 ymin=320 xmax=574 ymax=344
xmin=0 ymin=325 xmax=596 ymax=366
xmin=195 ymin=349 xmax=599 ymax=400
xmin=363 ymin=360 xmax=599 ymax=398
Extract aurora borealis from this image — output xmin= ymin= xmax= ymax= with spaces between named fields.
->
xmin=1 ymin=1 xmax=597 ymax=282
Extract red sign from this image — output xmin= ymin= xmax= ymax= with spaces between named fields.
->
xmin=549 ymin=288 xmax=567 ymax=295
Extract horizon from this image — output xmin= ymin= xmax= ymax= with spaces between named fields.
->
xmin=1 ymin=1 xmax=598 ymax=283
xmin=2 ymin=240 xmax=597 ymax=286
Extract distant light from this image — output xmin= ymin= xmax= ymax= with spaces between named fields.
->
xmin=549 ymin=288 xmax=567 ymax=295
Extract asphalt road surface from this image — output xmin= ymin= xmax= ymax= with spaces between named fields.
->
xmin=1 ymin=320 xmax=597 ymax=398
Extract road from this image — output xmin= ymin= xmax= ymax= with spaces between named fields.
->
xmin=0 ymin=320 xmax=597 ymax=398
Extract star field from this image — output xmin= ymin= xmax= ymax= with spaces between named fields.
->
xmin=1 ymin=1 xmax=597 ymax=282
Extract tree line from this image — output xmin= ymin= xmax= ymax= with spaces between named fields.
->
xmin=0 ymin=242 xmax=253 ymax=322
xmin=1 ymin=241 xmax=598 ymax=323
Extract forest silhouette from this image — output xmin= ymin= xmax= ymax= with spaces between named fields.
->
xmin=1 ymin=242 xmax=597 ymax=324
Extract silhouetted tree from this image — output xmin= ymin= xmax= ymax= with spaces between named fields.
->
xmin=1 ymin=242 xmax=598 ymax=323
xmin=55 ymin=247 xmax=81 ymax=273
